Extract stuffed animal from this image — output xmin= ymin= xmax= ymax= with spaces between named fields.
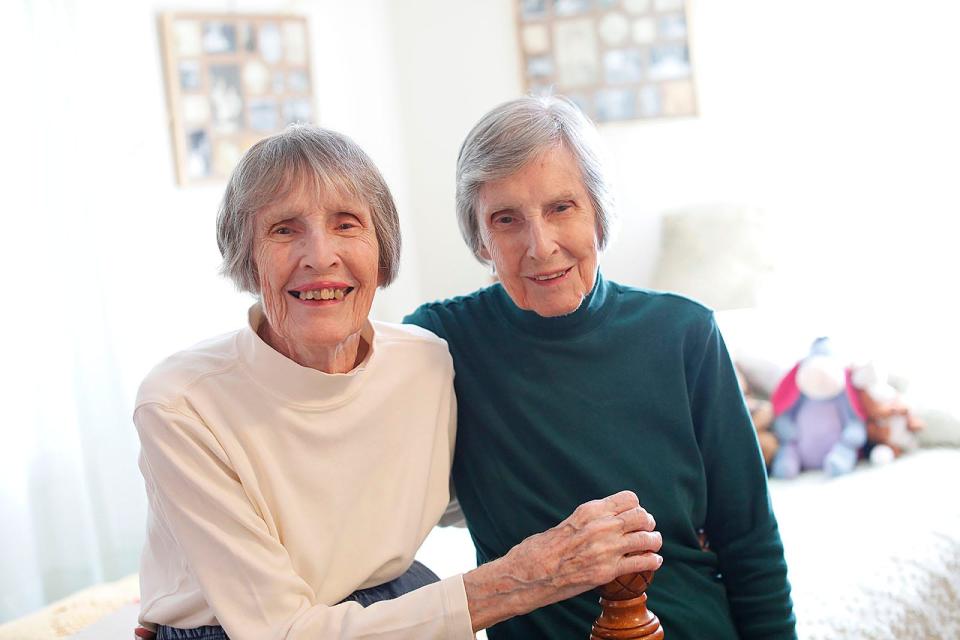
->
xmin=770 ymin=337 xmax=868 ymax=478
xmin=851 ymin=362 xmax=925 ymax=464
xmin=735 ymin=364 xmax=778 ymax=468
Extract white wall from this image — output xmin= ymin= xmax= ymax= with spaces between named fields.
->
xmin=385 ymin=0 xmax=959 ymax=298
xmin=2 ymin=0 xmax=423 ymax=399
xmin=385 ymin=0 xmax=523 ymax=302
xmin=14 ymin=0 xmax=956 ymax=386
xmin=386 ymin=0 xmax=960 ymax=393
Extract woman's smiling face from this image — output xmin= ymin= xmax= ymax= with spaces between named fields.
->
xmin=476 ymin=145 xmax=599 ymax=318
xmin=253 ymin=178 xmax=380 ymax=361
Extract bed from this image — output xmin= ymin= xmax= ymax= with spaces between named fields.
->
xmin=0 ymin=574 xmax=139 ymax=639
xmin=770 ymin=447 xmax=960 ymax=638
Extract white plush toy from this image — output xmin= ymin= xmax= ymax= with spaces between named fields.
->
xmin=851 ymin=362 xmax=922 ymax=465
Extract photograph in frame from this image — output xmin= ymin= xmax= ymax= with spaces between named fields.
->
xmin=158 ymin=12 xmax=315 ymax=185
xmin=514 ymin=0 xmax=697 ymax=123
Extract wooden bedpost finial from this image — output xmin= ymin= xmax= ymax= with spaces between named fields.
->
xmin=591 ymin=571 xmax=664 ymax=639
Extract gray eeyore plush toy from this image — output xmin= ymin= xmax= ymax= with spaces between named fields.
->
xmin=770 ymin=337 xmax=868 ymax=478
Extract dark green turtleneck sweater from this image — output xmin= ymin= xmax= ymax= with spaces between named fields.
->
xmin=405 ymin=273 xmax=795 ymax=639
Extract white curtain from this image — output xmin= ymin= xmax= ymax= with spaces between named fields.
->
xmin=0 ymin=0 xmax=254 ymax=622
xmin=0 ymin=0 xmax=148 ymax=622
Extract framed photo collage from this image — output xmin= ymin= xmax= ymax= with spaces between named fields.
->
xmin=159 ymin=13 xmax=315 ymax=185
xmin=516 ymin=0 xmax=697 ymax=123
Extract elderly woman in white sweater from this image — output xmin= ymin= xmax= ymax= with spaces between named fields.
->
xmin=134 ymin=125 xmax=662 ymax=640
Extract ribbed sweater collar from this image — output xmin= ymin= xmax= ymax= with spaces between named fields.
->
xmin=493 ymin=270 xmax=617 ymax=339
xmin=236 ymin=303 xmax=375 ymax=407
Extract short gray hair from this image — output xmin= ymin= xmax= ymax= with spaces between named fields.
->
xmin=217 ymin=125 xmax=401 ymax=294
xmin=456 ymin=95 xmax=615 ymax=264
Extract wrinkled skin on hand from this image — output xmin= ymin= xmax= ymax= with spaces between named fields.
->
xmin=463 ymin=490 xmax=663 ymax=632
xmin=507 ymin=490 xmax=663 ymax=596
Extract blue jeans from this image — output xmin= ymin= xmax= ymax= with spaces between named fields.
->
xmin=156 ymin=561 xmax=440 ymax=640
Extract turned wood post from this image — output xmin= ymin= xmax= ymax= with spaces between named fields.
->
xmin=590 ymin=571 xmax=664 ymax=639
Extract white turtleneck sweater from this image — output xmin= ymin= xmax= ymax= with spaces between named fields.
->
xmin=135 ymin=305 xmax=472 ymax=639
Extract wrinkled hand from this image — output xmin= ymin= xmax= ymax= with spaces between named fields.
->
xmin=462 ymin=491 xmax=662 ymax=631
xmin=504 ymin=490 xmax=662 ymax=602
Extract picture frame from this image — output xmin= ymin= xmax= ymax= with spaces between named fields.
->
xmin=158 ymin=13 xmax=315 ymax=185
xmin=515 ymin=0 xmax=698 ymax=123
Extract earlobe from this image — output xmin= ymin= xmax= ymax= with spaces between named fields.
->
xmin=478 ymin=245 xmax=491 ymax=261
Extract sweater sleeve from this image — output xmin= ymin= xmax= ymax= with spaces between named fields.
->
xmin=686 ymin=313 xmax=797 ymax=639
xmin=135 ymin=402 xmax=474 ymax=640
xmin=403 ymin=306 xmax=463 ymax=529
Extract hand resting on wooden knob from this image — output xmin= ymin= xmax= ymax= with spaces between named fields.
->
xmin=462 ymin=490 xmax=662 ymax=631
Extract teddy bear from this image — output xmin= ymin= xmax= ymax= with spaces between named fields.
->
xmin=851 ymin=362 xmax=925 ymax=464
xmin=735 ymin=364 xmax=778 ymax=468
xmin=769 ymin=337 xmax=868 ymax=478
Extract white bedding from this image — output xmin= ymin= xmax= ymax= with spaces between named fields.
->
xmin=768 ymin=447 xmax=960 ymax=639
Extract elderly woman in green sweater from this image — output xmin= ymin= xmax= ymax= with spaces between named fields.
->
xmin=405 ymin=96 xmax=796 ymax=639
